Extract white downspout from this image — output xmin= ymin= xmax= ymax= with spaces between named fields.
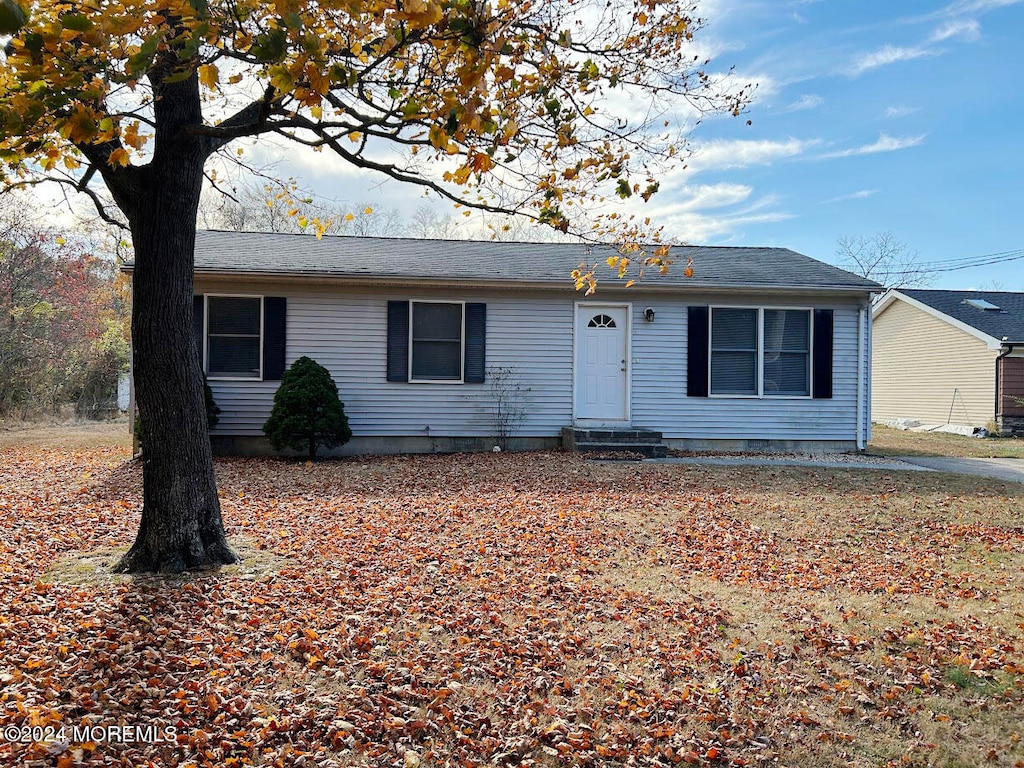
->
xmin=856 ymin=304 xmax=867 ymax=451
xmin=865 ymin=301 xmax=873 ymax=446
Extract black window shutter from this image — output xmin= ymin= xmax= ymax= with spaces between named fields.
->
xmin=387 ymin=301 xmax=410 ymax=382
xmin=464 ymin=303 xmax=486 ymax=383
xmin=812 ymin=309 xmax=834 ymax=399
xmin=263 ymin=297 xmax=287 ymax=381
xmin=687 ymin=306 xmax=709 ymax=397
xmin=193 ymin=295 xmax=205 ymax=368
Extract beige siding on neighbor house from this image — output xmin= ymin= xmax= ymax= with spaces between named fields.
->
xmin=872 ymin=298 xmax=995 ymax=427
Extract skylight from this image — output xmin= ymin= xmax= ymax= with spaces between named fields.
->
xmin=964 ymin=298 xmax=1000 ymax=311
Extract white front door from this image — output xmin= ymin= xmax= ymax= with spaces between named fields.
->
xmin=575 ymin=304 xmax=629 ymax=421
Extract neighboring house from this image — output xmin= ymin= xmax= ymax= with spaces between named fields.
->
xmin=130 ymin=230 xmax=881 ymax=454
xmin=872 ymin=289 xmax=1024 ymax=435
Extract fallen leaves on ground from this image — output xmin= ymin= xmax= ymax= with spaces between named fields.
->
xmin=1 ymin=440 xmax=1023 ymax=767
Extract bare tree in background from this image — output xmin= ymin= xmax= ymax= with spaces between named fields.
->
xmin=200 ymin=183 xmax=403 ymax=237
xmin=344 ymin=206 xmax=404 ymax=237
xmin=406 ymin=202 xmax=582 ymax=242
xmin=836 ymin=232 xmax=931 ymax=288
xmin=406 ymin=204 xmax=459 ymax=240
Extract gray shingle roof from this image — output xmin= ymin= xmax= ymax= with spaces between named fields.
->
xmin=180 ymin=230 xmax=880 ymax=292
xmin=900 ymin=289 xmax=1024 ymax=344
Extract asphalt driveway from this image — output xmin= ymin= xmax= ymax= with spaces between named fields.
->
xmin=653 ymin=454 xmax=1024 ymax=484
xmin=895 ymin=456 xmax=1024 ymax=484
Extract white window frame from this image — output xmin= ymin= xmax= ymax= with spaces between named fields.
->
xmin=708 ymin=305 xmax=813 ymax=399
xmin=408 ymin=300 xmax=466 ymax=384
xmin=205 ymin=294 xmax=265 ymax=381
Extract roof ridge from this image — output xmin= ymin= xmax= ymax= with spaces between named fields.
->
xmin=173 ymin=230 xmax=883 ymax=291
xmin=903 ymin=288 xmax=1024 ymax=297
xmin=196 ymin=229 xmax=799 ymax=251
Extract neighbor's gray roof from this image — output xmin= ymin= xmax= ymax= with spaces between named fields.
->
xmin=900 ymin=289 xmax=1024 ymax=344
xmin=179 ymin=230 xmax=880 ymax=292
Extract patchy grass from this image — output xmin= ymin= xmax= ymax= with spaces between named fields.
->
xmin=43 ymin=538 xmax=293 ymax=588
xmin=0 ymin=418 xmax=131 ymax=451
xmin=870 ymin=424 xmax=1024 ymax=458
xmin=1 ymin=427 xmax=1023 ymax=767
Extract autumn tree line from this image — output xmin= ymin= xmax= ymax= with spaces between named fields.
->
xmin=198 ymin=182 xmax=575 ymax=242
xmin=0 ymin=199 xmax=130 ymax=419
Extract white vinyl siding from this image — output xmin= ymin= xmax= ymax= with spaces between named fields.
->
xmin=202 ymin=285 xmax=572 ymax=437
xmin=196 ymin=279 xmax=867 ymax=444
xmin=632 ymin=299 xmax=863 ymax=441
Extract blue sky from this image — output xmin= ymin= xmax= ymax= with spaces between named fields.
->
xmin=654 ymin=0 xmax=1024 ymax=288
xmin=252 ymin=0 xmax=1023 ymax=288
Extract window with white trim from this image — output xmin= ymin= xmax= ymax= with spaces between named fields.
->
xmin=710 ymin=307 xmax=810 ymax=396
xmin=207 ymin=296 xmax=262 ymax=379
xmin=710 ymin=308 xmax=757 ymax=395
xmin=763 ymin=308 xmax=810 ymax=395
xmin=410 ymin=301 xmax=463 ymax=381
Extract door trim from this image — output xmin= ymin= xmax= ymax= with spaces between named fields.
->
xmin=572 ymin=302 xmax=632 ymax=424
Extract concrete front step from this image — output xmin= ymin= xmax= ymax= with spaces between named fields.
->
xmin=561 ymin=427 xmax=667 ymax=458
xmin=573 ymin=441 xmax=667 ymax=459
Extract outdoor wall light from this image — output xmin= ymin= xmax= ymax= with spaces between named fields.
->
xmin=644 ymin=307 xmax=656 ymax=323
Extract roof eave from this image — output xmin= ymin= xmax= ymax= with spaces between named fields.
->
xmin=119 ymin=263 xmax=879 ymax=294
xmin=875 ymin=289 xmax=1007 ymax=350
xmin=184 ymin=268 xmax=878 ymax=294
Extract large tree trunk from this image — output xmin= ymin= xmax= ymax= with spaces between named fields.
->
xmin=113 ymin=65 xmax=236 ymax=574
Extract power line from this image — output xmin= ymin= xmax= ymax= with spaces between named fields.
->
xmin=915 ymin=247 xmax=1024 ymax=274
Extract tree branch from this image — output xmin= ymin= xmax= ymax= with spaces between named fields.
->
xmin=3 ymin=174 xmax=129 ymax=231
xmin=269 ymin=119 xmax=539 ymax=222
xmin=189 ymin=84 xmax=278 ymax=154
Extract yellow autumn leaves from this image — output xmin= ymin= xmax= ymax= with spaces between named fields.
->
xmin=0 ymin=0 xmax=747 ymax=289
xmin=398 ymin=0 xmax=443 ymax=26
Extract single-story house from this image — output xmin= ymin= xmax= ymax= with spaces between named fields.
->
xmin=872 ymin=289 xmax=1024 ymax=435
xmin=135 ymin=230 xmax=881 ymax=455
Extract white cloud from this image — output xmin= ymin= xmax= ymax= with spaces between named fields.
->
xmin=688 ymin=137 xmax=818 ymax=172
xmin=671 ymin=183 xmax=755 ymax=211
xmin=847 ymin=45 xmax=932 ymax=76
xmin=821 ymin=133 xmax=926 ymax=159
xmin=931 ymin=18 xmax=982 ymax=41
xmin=785 ymin=94 xmax=824 ymax=112
xmin=664 ymin=206 xmax=797 ymax=243
xmin=883 ymin=105 xmax=919 ymax=119
xmin=647 ymin=191 xmax=796 ymax=242
xmin=874 ymin=0 xmax=1019 ymax=29
xmin=615 ymin=172 xmax=795 ymax=243
xmin=822 ymin=190 xmax=879 ymax=204
xmin=942 ymin=0 xmax=1021 ymax=13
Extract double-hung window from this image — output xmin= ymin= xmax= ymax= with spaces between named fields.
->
xmin=709 ymin=307 xmax=810 ymax=397
xmin=710 ymin=308 xmax=759 ymax=395
xmin=410 ymin=301 xmax=464 ymax=382
xmin=763 ymin=308 xmax=810 ymax=395
xmin=387 ymin=300 xmax=485 ymax=384
xmin=206 ymin=296 xmax=263 ymax=379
